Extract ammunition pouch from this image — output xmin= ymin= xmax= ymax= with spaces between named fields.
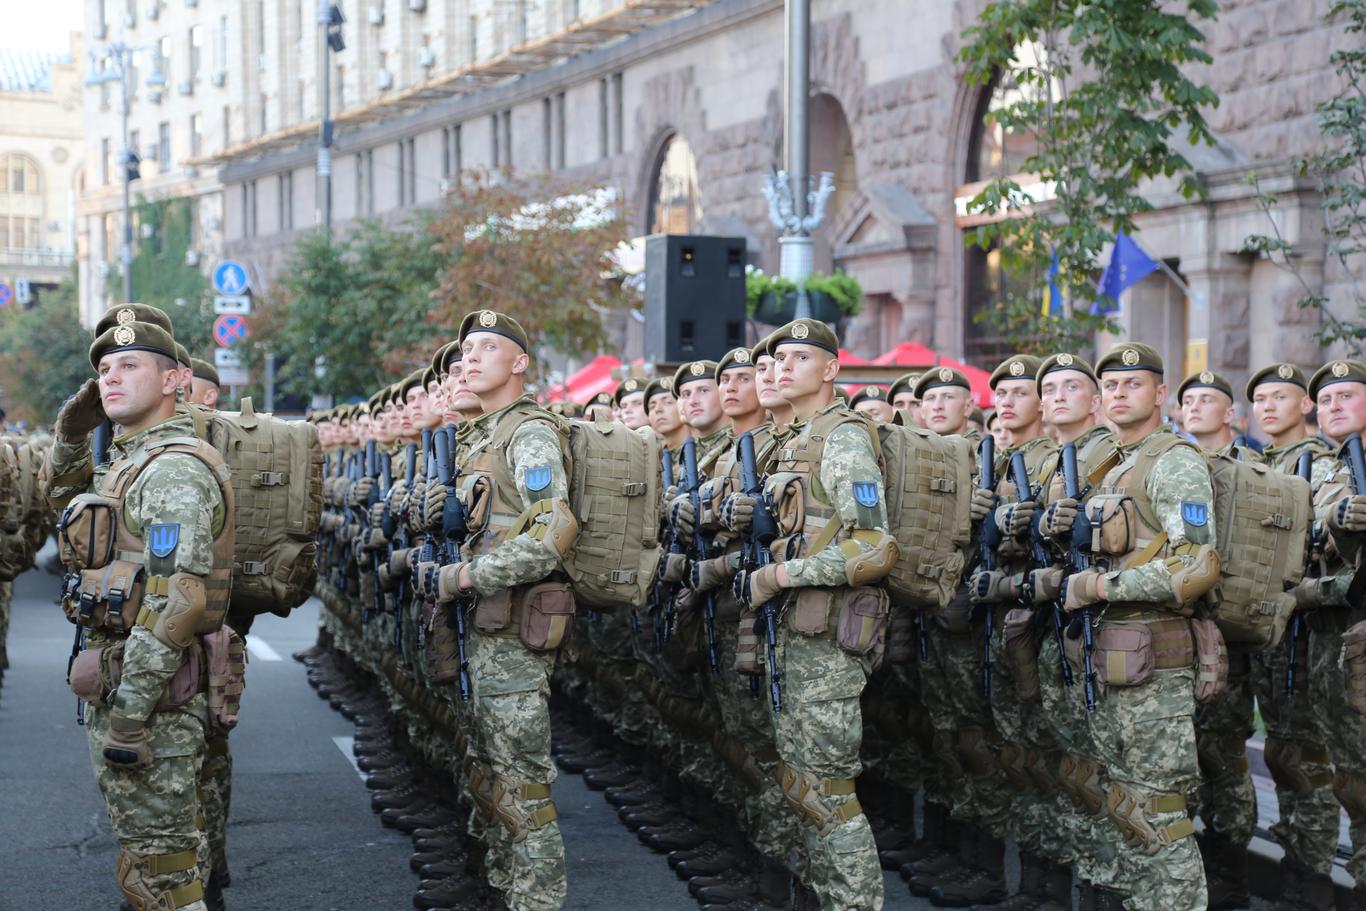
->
xmin=1084 ymin=617 xmax=1193 ymax=687
xmin=1190 ymin=617 xmax=1227 ymax=704
xmin=789 ymin=588 xmax=834 ymax=637
xmin=1087 ymin=494 xmax=1139 ymax=557
xmin=1104 ymin=784 xmax=1194 ymax=854
xmin=65 ymin=559 xmax=146 ymax=632
xmin=76 ymin=639 xmax=206 ymax=711
xmin=519 ymin=582 xmax=575 ymax=652
xmin=777 ymin=761 xmax=864 ymax=837
xmin=456 ymin=474 xmax=492 ymax=536
xmin=885 ymin=609 xmax=915 ymax=665
xmin=766 ymin=472 xmax=806 ymax=538
xmin=735 ymin=607 xmax=761 ymax=675
xmin=836 ymin=586 xmax=889 ymax=667
xmin=202 ymin=626 xmax=246 ymax=730
xmin=58 ymin=492 xmax=119 ymax=570
xmin=1004 ymin=607 xmax=1040 ymax=701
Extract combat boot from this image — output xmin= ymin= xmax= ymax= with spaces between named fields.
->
xmin=204 ymin=873 xmax=227 ymax=911
xmin=412 ymin=875 xmax=481 ymax=910
xmin=905 ymin=820 xmax=972 ymax=894
xmin=928 ymin=832 xmax=1007 ymax=907
xmin=673 ymin=844 xmax=736 ymax=880
xmin=690 ymin=868 xmax=754 ymax=900
xmin=987 ymin=850 xmax=1046 ymax=911
xmin=1032 ymin=859 xmax=1072 ymax=911
xmin=1089 ymin=886 xmax=1126 ymax=911
xmin=1201 ymin=834 xmax=1250 ymax=910
xmin=620 ymin=801 xmax=675 ymax=831
xmin=756 ymin=858 xmax=791 ymax=908
xmin=582 ymin=760 xmax=640 ymax=790
xmin=639 ymin=821 xmax=709 ymax=852
xmin=882 ymin=797 xmax=945 ymax=870
xmin=554 ymin=746 xmax=614 ymax=773
xmin=605 ymin=781 xmax=660 ymax=808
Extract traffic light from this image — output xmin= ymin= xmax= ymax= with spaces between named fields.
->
xmin=327 ymin=4 xmax=346 ymax=52
xmin=124 ymin=150 xmax=142 ymax=183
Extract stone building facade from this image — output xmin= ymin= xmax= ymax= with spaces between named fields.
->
xmin=114 ymin=0 xmax=1360 ymax=388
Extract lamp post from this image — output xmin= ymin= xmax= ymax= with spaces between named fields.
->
xmin=85 ymin=42 xmax=165 ymax=304
xmin=762 ymin=0 xmax=835 ymax=320
xmin=317 ymin=2 xmax=346 ymax=238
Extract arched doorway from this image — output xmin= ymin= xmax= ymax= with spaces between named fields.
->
xmin=646 ymin=133 xmax=702 ymax=235
xmin=0 ymin=153 xmax=43 ymax=249
xmin=809 ymin=92 xmax=857 ymax=271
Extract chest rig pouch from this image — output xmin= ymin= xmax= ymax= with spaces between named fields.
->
xmin=58 ymin=493 xmax=119 ymax=570
xmin=1085 ymin=494 xmax=1139 ymax=557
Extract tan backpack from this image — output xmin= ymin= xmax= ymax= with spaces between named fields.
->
xmin=187 ymin=400 xmax=323 ymax=618
xmin=876 ymin=423 xmax=974 ymax=609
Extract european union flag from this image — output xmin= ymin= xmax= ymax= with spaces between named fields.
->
xmin=1091 ymin=230 xmax=1159 ymax=315
xmin=1043 ymin=247 xmax=1064 ymax=318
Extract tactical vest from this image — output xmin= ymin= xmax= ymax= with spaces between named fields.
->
xmin=59 ymin=436 xmax=235 ymax=637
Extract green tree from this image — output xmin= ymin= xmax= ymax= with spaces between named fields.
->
xmin=0 ymin=271 xmax=94 ymax=426
xmin=105 ymin=196 xmax=215 ymax=356
xmin=1243 ymin=0 xmax=1366 ymax=354
xmin=957 ymin=0 xmax=1219 ymax=354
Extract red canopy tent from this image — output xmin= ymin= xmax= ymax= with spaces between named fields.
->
xmin=869 ymin=342 xmax=994 ymax=408
xmin=547 ymin=355 xmax=621 ymax=403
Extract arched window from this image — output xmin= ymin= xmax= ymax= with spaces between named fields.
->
xmin=647 ymin=133 xmax=702 ymax=235
xmin=0 ymin=154 xmax=43 ymax=249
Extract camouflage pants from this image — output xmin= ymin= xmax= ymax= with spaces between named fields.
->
xmin=860 ymin=659 xmax=929 ymax=798
xmin=1193 ymin=647 xmax=1257 ymax=846
xmin=87 ymin=698 xmax=210 ymax=911
xmin=1250 ymin=635 xmax=1340 ymax=872
xmin=771 ymin=628 xmax=883 ymax=911
xmin=199 ymin=729 xmax=232 ymax=882
xmin=467 ymin=627 xmax=564 ymax=911
xmin=1089 ymin=665 xmax=1206 ymax=911
xmin=0 ymin=580 xmax=10 ymax=670
xmin=1310 ymin=619 xmax=1366 ymax=882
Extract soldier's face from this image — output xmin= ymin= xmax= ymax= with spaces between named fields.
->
xmin=922 ymin=387 xmax=971 ymax=435
xmin=1317 ymin=382 xmax=1366 ymax=439
xmin=461 ymin=332 xmax=528 ymax=393
xmin=755 ymin=356 xmax=785 ymax=409
xmin=355 ymin=414 xmax=374 ymax=442
xmin=854 ymin=399 xmax=894 ymax=423
xmin=648 ymin=392 xmax=683 ymax=436
xmin=97 ymin=351 xmax=180 ymax=426
xmin=680 ymin=380 xmax=723 ymax=431
xmin=1101 ymin=371 xmax=1165 ymax=428
xmin=1040 ymin=369 xmax=1099 ymax=430
xmin=1253 ymin=381 xmax=1312 ymax=436
xmin=422 ymin=381 xmax=446 ymax=429
xmin=188 ymin=378 xmax=219 ymax=408
xmin=774 ymin=344 xmax=839 ymax=402
xmin=1180 ymin=389 xmax=1233 ymax=435
xmin=993 ymin=379 xmax=1041 ymax=432
xmin=444 ymin=364 xmax=482 ymax=418
xmin=719 ymin=367 xmax=761 ymax=419
xmin=618 ymin=392 xmax=648 ymax=429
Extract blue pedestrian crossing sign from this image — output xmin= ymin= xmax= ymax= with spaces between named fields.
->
xmin=212 ymin=260 xmax=250 ymax=295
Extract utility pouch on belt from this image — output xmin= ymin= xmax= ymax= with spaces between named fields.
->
xmin=935 ymin=590 xmax=974 ymax=635
xmin=457 ymin=475 xmax=491 ymax=535
xmin=836 ymin=586 xmax=889 ymax=665
xmin=69 ymin=646 xmax=109 ymax=704
xmin=1190 ymin=618 xmax=1228 ymax=704
xmin=1004 ymin=607 xmax=1041 ymax=701
xmin=1091 ymin=618 xmax=1194 ymax=686
xmin=1342 ymin=619 xmax=1366 ymax=716
xmin=519 ymin=582 xmax=575 ymax=652
xmin=735 ymin=608 xmax=761 ymax=675
xmin=790 ymin=588 xmax=834 ymax=636
xmin=58 ymin=493 xmax=119 ymax=570
xmin=202 ymin=627 xmax=246 ymax=729
xmin=88 ymin=640 xmax=206 ymax=711
xmin=766 ymin=472 xmax=806 ymax=538
xmin=68 ymin=560 xmax=146 ymax=632
xmin=474 ymin=589 xmax=512 ymax=632
xmin=1087 ymin=494 xmax=1138 ymax=557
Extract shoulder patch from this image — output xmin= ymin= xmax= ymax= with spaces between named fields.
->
xmin=148 ymin=523 xmax=180 ymax=559
xmin=1180 ymin=501 xmax=1208 ymax=527
xmin=524 ymin=466 xmax=553 ymax=493
xmin=852 ymin=480 xmax=880 ymax=508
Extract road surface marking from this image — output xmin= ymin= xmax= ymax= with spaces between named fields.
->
xmin=245 ymin=636 xmax=282 ymax=662
xmin=333 ymin=736 xmax=366 ymax=782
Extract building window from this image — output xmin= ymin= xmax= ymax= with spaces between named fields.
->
xmin=365 ymin=149 xmax=374 ymax=214
xmin=648 ymin=133 xmax=702 ymax=235
xmin=157 ymin=36 xmax=171 ymax=85
xmin=189 ymin=25 xmax=204 ymax=79
xmin=611 ymin=72 xmax=623 ymax=155
xmin=501 ymin=110 xmax=512 ymax=169
xmin=397 ymin=141 xmax=406 ymax=205
xmin=157 ymin=121 xmax=171 ymax=173
xmin=129 ymin=129 xmax=140 ymax=156
xmin=0 ymin=154 xmax=43 ymax=250
xmin=222 ymin=105 xmax=231 ymax=148
xmin=279 ymin=171 xmax=294 ymax=230
xmin=490 ymin=113 xmax=500 ymax=167
xmin=242 ymin=180 xmax=257 ymax=238
xmin=101 ymin=137 xmax=112 ymax=185
xmin=442 ymin=124 xmax=462 ymax=185
xmin=189 ymin=113 xmax=203 ymax=158
xmin=554 ymin=92 xmax=566 ymax=170
xmin=404 ymin=138 xmax=416 ymax=204
xmin=542 ymin=98 xmax=553 ymax=170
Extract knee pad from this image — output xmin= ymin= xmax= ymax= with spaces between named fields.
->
xmin=1333 ymin=769 xmax=1366 ymax=825
xmin=999 ymin=742 xmax=1034 ymax=794
xmin=776 ymin=761 xmax=864 ymax=838
xmin=490 ymin=776 xmax=558 ymax=843
xmin=1196 ymin=731 xmax=1249 ymax=779
xmin=1264 ymin=736 xmax=1333 ymax=794
xmin=957 ymin=725 xmax=997 ymax=779
xmin=116 ymin=847 xmax=204 ymax=911
xmin=1104 ymin=784 xmax=1194 ymax=855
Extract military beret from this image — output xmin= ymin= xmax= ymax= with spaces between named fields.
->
xmin=421 ymin=366 xmax=439 ymax=389
xmin=914 ymin=367 xmax=970 ymax=399
xmin=1177 ymin=370 xmax=1233 ymax=404
xmin=1096 ymin=342 xmax=1163 ymax=377
xmin=672 ymin=361 xmax=719 ymax=392
xmin=588 ymin=391 xmax=615 ymax=409
xmin=458 ymin=309 xmax=530 ymax=353
xmin=1035 ymin=353 xmax=1097 ymax=391
xmin=557 ymin=401 xmax=584 ymax=418
xmin=751 ymin=332 xmax=776 ymax=363
xmin=366 ymin=389 xmax=388 ymax=415
xmin=971 ymin=406 xmax=986 ymax=425
xmin=888 ymin=372 xmax=922 ymax=401
xmin=1246 ymin=362 xmax=1308 ymax=400
xmin=989 ymin=355 xmax=1043 ymax=390
xmin=89 ymin=320 xmax=178 ymax=369
xmin=716 ymin=347 xmax=756 ymax=379
xmin=849 ymin=385 xmax=888 ymax=407
xmin=764 ymin=318 xmax=839 ymax=357
xmin=96 ymin=303 xmax=174 ymax=338
xmin=189 ymin=357 xmax=220 ymax=386
xmin=613 ymin=377 xmax=645 ymax=405
xmin=171 ymin=342 xmax=192 ymax=369
xmin=398 ymin=369 xmax=426 ymax=398
xmin=643 ymin=377 xmax=675 ymax=404
xmin=432 ymin=340 xmax=460 ymax=376
xmin=1309 ymin=359 xmax=1366 ymax=399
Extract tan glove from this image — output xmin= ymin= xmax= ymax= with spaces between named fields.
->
xmin=361 ymin=527 xmax=388 ymax=552
xmin=102 ymin=711 xmax=152 ymax=769
xmin=970 ymin=487 xmax=995 ymax=523
xmin=1329 ymin=495 xmax=1366 ymax=534
xmin=659 ymin=552 xmax=688 ymax=584
xmin=349 ymin=477 xmax=375 ymax=508
xmin=408 ymin=478 xmax=428 ymax=532
xmin=669 ymin=495 xmax=696 ymax=541
xmin=996 ymin=501 xmax=1036 ymax=537
xmin=688 ymin=553 xmax=740 ymax=591
xmin=1062 ymin=569 xmax=1104 ymax=613
xmin=1041 ymin=498 xmax=1078 ymax=540
xmin=413 ymin=561 xmax=441 ymax=598
xmin=55 ymin=378 xmax=106 ymax=442
xmin=969 ymin=569 xmax=1019 ymax=603
xmin=388 ymin=548 xmax=413 ymax=577
xmin=734 ymin=564 xmax=784 ymax=608
xmin=720 ymin=494 xmax=756 ymax=534
xmin=1029 ymin=567 xmax=1065 ymax=603
xmin=436 ymin=563 xmax=471 ymax=603
xmin=1291 ymin=577 xmax=1328 ymax=610
xmin=423 ymin=482 xmax=448 ymax=533
xmin=368 ymin=502 xmax=387 ymax=528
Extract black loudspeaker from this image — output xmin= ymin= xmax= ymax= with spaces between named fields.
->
xmin=644 ymin=234 xmax=747 ymax=364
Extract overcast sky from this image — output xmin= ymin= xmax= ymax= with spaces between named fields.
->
xmin=4 ymin=0 xmax=83 ymax=54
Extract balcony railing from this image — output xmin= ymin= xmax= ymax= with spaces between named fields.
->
xmin=0 ymin=247 xmax=75 ymax=268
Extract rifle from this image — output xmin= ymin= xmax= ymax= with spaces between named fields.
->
xmin=1343 ymin=433 xmax=1366 ymax=611
xmin=387 ymin=442 xmax=418 ymax=628
xmin=1011 ymin=450 xmax=1073 ymax=688
xmin=977 ymin=435 xmax=1000 ymax=697
xmin=362 ymin=440 xmax=389 ymax=623
xmin=738 ymin=431 xmax=783 ymax=712
xmin=335 ymin=450 xmax=360 ymax=589
xmin=433 ymin=425 xmax=472 ymax=701
xmin=1285 ymin=450 xmax=1316 ymax=696
xmin=1061 ymin=443 xmax=1098 ymax=712
xmin=68 ymin=421 xmax=114 ymax=726
xmin=682 ymin=438 xmax=720 ymax=675
xmin=653 ymin=449 xmax=680 ymax=653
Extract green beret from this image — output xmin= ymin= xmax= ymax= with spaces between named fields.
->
xmin=1309 ymin=360 xmax=1366 ymax=399
xmin=1096 ymin=343 xmax=1163 ymax=377
xmin=89 ymin=320 xmax=178 ymax=368
xmin=971 ymin=406 xmax=986 ymax=424
xmin=421 ymin=365 xmax=439 ymax=389
xmin=643 ymin=377 xmax=675 ymax=404
xmin=888 ymin=372 xmax=922 ymax=401
xmin=750 ymin=332 xmax=776 ymax=363
xmin=432 ymin=340 xmax=460 ymax=376
xmin=189 ymin=357 xmax=220 ymax=386
xmin=989 ymin=355 xmax=1043 ymax=390
xmin=614 ymin=377 xmax=645 ymax=405
xmin=588 ymin=392 xmax=614 ymax=409
xmin=764 ymin=318 xmax=839 ymax=357
xmin=716 ymin=347 xmax=756 ymax=379
xmin=672 ymin=361 xmax=719 ymax=392
xmin=173 ymin=342 xmax=191 ymax=369
xmin=914 ymin=367 xmax=970 ymax=399
xmin=96 ymin=303 xmax=174 ymax=338
xmin=399 ymin=369 xmax=426 ymax=398
xmin=458 ymin=309 xmax=530 ymax=353
xmin=1246 ymin=362 xmax=1308 ymax=400
xmin=1035 ymin=353 xmax=1096 ymax=391
xmin=1177 ymin=370 xmax=1233 ymax=404
xmin=366 ymin=389 xmax=388 ymax=415
xmin=850 ymin=385 xmax=888 ymax=407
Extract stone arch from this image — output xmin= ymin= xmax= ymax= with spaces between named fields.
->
xmin=641 ymin=131 xmax=704 ymax=237
xmin=808 ymin=92 xmax=858 ymax=273
xmin=631 ymin=66 xmax=705 ymax=234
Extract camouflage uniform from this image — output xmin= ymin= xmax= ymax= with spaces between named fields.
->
xmin=51 ymin=411 xmax=227 ymax=911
